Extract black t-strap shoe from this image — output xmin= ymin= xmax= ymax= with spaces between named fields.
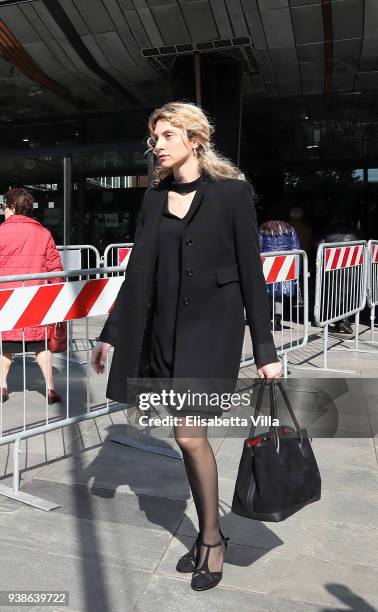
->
xmin=191 ymin=529 xmax=229 ymax=591
xmin=176 ymin=532 xmax=201 ymax=573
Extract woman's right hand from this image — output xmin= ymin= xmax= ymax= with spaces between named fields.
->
xmin=91 ymin=341 xmax=112 ymax=374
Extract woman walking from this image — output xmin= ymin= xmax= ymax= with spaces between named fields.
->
xmin=0 ymin=188 xmax=62 ymax=403
xmin=92 ymin=102 xmax=282 ymax=591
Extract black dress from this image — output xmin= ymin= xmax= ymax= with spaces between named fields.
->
xmin=149 ymin=175 xmax=224 ymax=420
xmin=150 ymin=188 xmax=194 ymax=379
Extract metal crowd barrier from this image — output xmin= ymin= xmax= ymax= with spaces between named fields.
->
xmin=57 ymin=245 xmax=101 ymax=360
xmin=240 ymin=249 xmax=309 ymax=377
xmin=57 ymin=244 xmax=101 ymax=275
xmin=103 ymin=243 xmax=133 ymax=273
xmin=314 ymin=240 xmax=369 ymax=372
xmin=366 ymin=240 xmax=378 ymax=343
xmin=0 ymin=265 xmax=125 ymax=510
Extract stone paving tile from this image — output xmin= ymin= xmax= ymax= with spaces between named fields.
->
xmin=311 ymin=437 xmax=378 ymax=468
xmin=316 ymin=464 xmax=378 ymax=495
xmin=22 ymin=480 xmax=186 ymax=533
xmin=0 ymin=503 xmax=172 ymax=574
xmin=22 ymin=444 xmax=192 ymax=502
xmin=290 ymin=487 xmax=378 ymax=529
xmin=177 ymin=508 xmax=378 ymax=568
xmin=0 ymin=541 xmax=150 ymax=612
xmin=134 ymin=574 xmax=324 ymax=612
xmin=156 ymin=535 xmax=378 ymax=609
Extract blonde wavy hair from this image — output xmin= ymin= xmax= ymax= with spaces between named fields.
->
xmin=146 ymin=101 xmax=244 ymax=185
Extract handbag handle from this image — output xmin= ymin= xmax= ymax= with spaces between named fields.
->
xmin=248 ymin=378 xmax=304 ymax=451
xmin=276 ymin=381 xmax=303 ymax=445
xmin=248 ymin=377 xmax=267 ymax=438
xmin=269 ymin=382 xmax=280 ymax=453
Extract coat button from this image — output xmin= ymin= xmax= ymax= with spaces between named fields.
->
xmin=185 ymin=268 xmax=193 ymax=277
xmin=183 ymin=297 xmax=191 ymax=305
xmin=185 ymin=239 xmax=192 ymax=246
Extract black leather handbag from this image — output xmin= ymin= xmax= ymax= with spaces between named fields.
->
xmin=232 ymin=378 xmax=321 ymax=522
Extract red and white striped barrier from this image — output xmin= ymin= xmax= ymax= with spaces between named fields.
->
xmin=324 ymin=244 xmax=364 ymax=271
xmin=118 ymin=247 xmax=132 ymax=268
xmin=371 ymin=243 xmax=378 ymax=264
xmin=261 ymin=253 xmax=298 ymax=284
xmin=103 ymin=243 xmax=134 ymax=269
xmin=314 ymin=240 xmax=369 ymax=372
xmin=0 ymin=254 xmax=299 ymax=332
xmin=0 ymin=277 xmax=123 ymax=332
xmin=241 ymin=249 xmax=308 ymax=379
xmin=0 ymin=268 xmax=132 ymax=511
xmin=315 ymin=241 xmax=367 ymax=330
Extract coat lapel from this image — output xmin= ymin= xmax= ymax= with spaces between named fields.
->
xmin=184 ymin=177 xmax=208 ymax=226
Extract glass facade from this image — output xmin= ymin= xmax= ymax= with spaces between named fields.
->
xmin=1 ymin=92 xmax=378 ymax=252
xmin=241 ymin=93 xmax=378 ymax=241
xmin=0 ymin=143 xmax=149 ymax=250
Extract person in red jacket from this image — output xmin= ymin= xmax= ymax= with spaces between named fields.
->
xmin=0 ymin=188 xmax=63 ymax=404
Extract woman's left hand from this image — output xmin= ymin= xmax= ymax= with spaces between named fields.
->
xmin=257 ymin=360 xmax=283 ymax=380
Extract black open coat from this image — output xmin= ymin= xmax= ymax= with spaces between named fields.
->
xmin=99 ymin=176 xmax=278 ymax=411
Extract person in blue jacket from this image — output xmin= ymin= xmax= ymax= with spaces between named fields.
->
xmin=259 ymin=219 xmax=301 ymax=330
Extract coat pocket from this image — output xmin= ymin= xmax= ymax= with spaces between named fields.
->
xmin=215 ymin=264 xmax=240 ymax=286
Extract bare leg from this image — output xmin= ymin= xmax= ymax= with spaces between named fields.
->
xmin=0 ymin=353 xmax=12 ymax=388
xmin=35 ymin=350 xmax=54 ymax=390
xmin=174 ymin=418 xmax=226 ymax=573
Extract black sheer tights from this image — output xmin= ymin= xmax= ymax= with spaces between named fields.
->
xmin=174 ymin=420 xmax=226 ymax=572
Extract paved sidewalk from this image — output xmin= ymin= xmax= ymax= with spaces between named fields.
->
xmin=0 ymin=320 xmax=377 ymax=611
